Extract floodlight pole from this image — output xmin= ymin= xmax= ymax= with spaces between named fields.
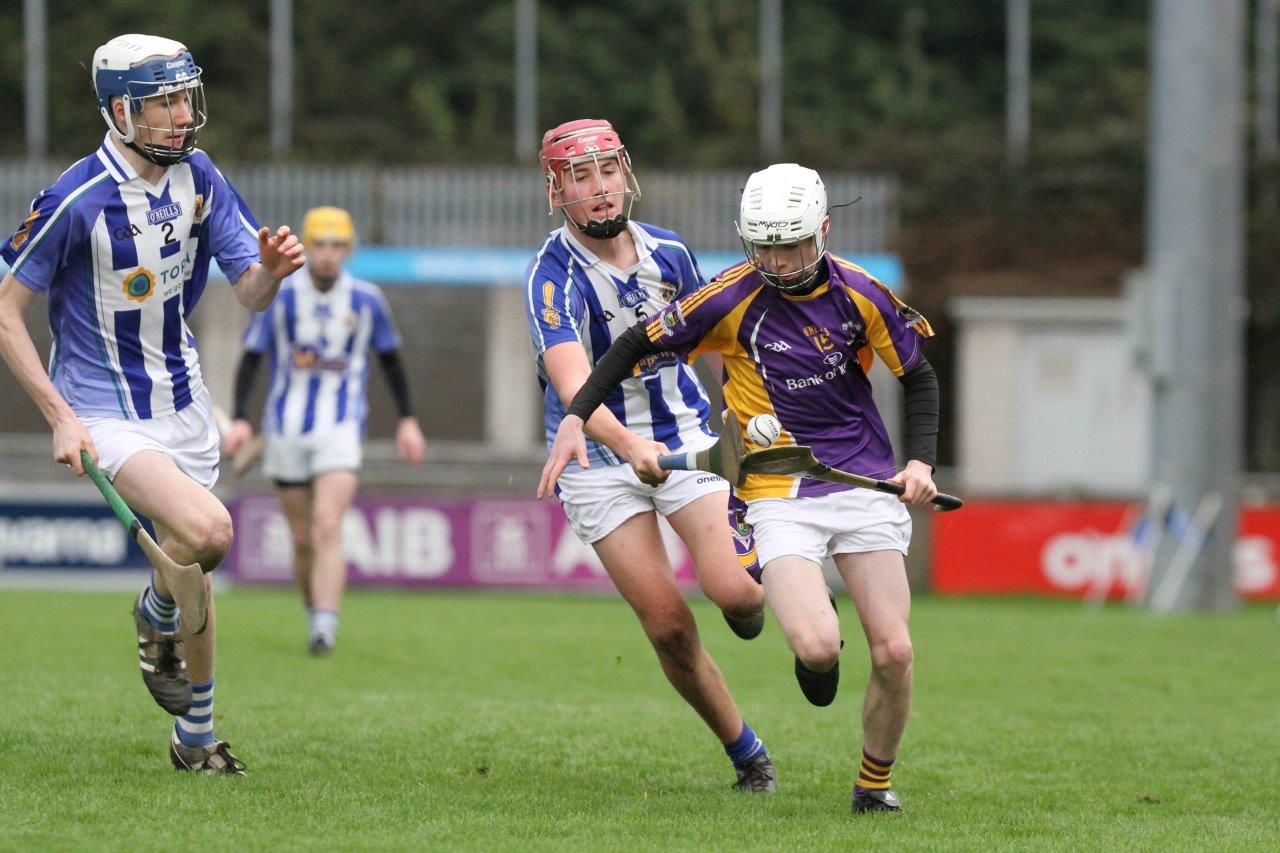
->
xmin=270 ymin=0 xmax=294 ymax=157
xmin=760 ymin=0 xmax=783 ymax=159
xmin=1145 ymin=0 xmax=1246 ymax=612
xmin=1005 ymin=0 xmax=1030 ymax=170
xmin=515 ymin=0 xmax=538 ymax=161
xmin=24 ymin=0 xmax=47 ymax=159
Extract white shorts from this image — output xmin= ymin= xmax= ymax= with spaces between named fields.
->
xmin=82 ymin=388 xmax=221 ymax=489
xmin=746 ymin=488 xmax=911 ymax=568
xmin=557 ymin=463 xmax=730 ymax=545
xmin=262 ymin=422 xmax=362 ymax=484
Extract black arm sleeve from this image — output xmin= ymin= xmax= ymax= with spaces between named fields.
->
xmin=565 ymin=322 xmax=663 ymax=422
xmin=899 ymin=356 xmax=940 ymax=470
xmin=232 ymin=351 xmax=263 ymax=421
xmin=377 ymin=350 xmax=414 ymax=419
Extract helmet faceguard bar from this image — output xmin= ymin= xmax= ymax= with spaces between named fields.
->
xmin=96 ymin=49 xmax=206 ymax=166
xmin=736 ymin=225 xmax=829 ymax=293
xmin=545 ymin=149 xmax=641 ymax=239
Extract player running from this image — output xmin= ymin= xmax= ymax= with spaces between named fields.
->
xmin=223 ymin=206 xmax=426 ymax=655
xmin=0 ymin=34 xmax=305 ymax=774
xmin=527 ymin=119 xmax=775 ymax=793
xmin=540 ymin=163 xmax=940 ymax=813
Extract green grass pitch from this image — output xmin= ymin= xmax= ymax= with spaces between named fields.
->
xmin=1 ymin=589 xmax=1278 ymax=849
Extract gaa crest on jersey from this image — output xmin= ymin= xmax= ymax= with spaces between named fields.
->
xmin=658 ymin=280 xmax=678 ymax=302
xmin=897 ymin=303 xmax=926 ymax=329
xmin=659 ymin=302 xmax=686 ymax=335
xmin=192 ymin=194 xmax=207 ymax=225
xmin=10 ymin=209 xmax=39 ymax=251
xmin=123 ymin=267 xmax=156 ymax=303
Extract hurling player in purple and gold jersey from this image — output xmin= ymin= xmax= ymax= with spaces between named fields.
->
xmin=540 ymin=164 xmax=941 ymax=814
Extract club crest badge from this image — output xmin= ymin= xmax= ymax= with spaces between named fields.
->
xmin=123 ymin=267 xmax=155 ymax=303
xmin=10 ymin=209 xmax=39 ymax=251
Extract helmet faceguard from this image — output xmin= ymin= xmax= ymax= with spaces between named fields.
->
xmin=736 ymin=163 xmax=830 ymax=293
xmin=539 ymin=119 xmax=641 ymax=240
xmin=93 ymin=35 xmax=207 ymax=166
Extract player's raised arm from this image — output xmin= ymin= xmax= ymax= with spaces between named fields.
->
xmin=232 ymin=225 xmax=305 ymax=310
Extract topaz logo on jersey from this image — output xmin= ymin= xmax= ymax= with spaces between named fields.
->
xmin=10 ymin=209 xmax=39 ymax=251
xmin=146 ymin=203 xmax=183 ymax=226
xmin=123 ymin=268 xmax=155 ymax=303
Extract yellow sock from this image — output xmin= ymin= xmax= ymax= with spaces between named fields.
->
xmin=856 ymin=749 xmax=894 ymax=791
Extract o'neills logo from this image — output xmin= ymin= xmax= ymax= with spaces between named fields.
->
xmin=147 ymin=203 xmax=183 ymax=226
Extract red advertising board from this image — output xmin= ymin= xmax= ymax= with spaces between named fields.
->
xmin=931 ymin=501 xmax=1280 ymax=600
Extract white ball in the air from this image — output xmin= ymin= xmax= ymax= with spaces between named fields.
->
xmin=746 ymin=414 xmax=782 ymax=448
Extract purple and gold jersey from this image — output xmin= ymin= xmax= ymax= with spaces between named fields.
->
xmin=646 ymin=254 xmax=934 ymax=501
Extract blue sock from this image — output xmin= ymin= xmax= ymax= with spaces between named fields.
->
xmin=311 ymin=609 xmax=339 ymax=640
xmin=725 ymin=722 xmax=767 ymax=768
xmin=175 ymin=679 xmax=216 ymax=747
xmin=140 ymin=577 xmax=179 ymax=633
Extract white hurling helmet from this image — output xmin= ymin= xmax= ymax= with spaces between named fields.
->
xmin=735 ymin=163 xmax=829 ymax=292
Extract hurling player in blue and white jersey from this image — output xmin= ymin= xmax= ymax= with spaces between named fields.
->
xmin=526 ymin=119 xmax=774 ymax=794
xmin=0 ymin=34 xmax=304 ymax=775
xmin=223 ymin=206 xmax=426 ymax=656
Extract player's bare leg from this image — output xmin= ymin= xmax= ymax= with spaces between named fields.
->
xmin=835 ymin=549 xmax=913 ymax=812
xmin=665 ymin=492 xmax=765 ymax=639
xmin=305 ymin=470 xmax=358 ymax=653
xmin=761 ymin=555 xmax=843 ymax=706
xmin=594 ymin=509 xmax=774 ymax=790
xmin=277 ymin=484 xmax=315 ymax=609
xmin=112 ymin=450 xmax=242 ymax=774
xmin=595 ymin=511 xmax=741 ymax=739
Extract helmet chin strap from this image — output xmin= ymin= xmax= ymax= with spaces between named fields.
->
xmin=126 ymin=139 xmax=188 ymax=167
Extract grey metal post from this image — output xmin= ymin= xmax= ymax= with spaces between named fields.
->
xmin=1006 ymin=0 xmax=1030 ymax=169
xmin=760 ymin=0 xmax=783 ymax=159
xmin=1257 ymin=0 xmax=1279 ymax=210
xmin=24 ymin=0 xmax=48 ymax=159
xmin=515 ymin=0 xmax=538 ymax=161
xmin=270 ymin=0 xmax=294 ymax=157
xmin=1145 ymin=0 xmax=1246 ymax=612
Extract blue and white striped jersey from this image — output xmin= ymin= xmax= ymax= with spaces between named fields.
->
xmin=525 ymin=220 xmax=714 ymax=469
xmin=1 ymin=135 xmax=260 ymax=420
xmin=243 ymin=268 xmax=400 ymax=437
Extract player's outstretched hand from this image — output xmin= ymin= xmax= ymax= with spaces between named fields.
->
xmin=537 ymin=415 xmax=589 ymax=499
xmin=53 ymin=412 xmax=97 ymax=476
xmin=258 ymin=225 xmax=306 ymax=280
xmin=396 ymin=416 xmax=426 ymax=466
xmin=621 ymin=435 xmax=671 ymax=487
xmin=888 ymin=459 xmax=938 ymax=508
xmin=221 ymin=418 xmax=254 ymax=457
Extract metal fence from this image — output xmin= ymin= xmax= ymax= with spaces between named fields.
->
xmin=0 ymin=161 xmax=897 ymax=253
